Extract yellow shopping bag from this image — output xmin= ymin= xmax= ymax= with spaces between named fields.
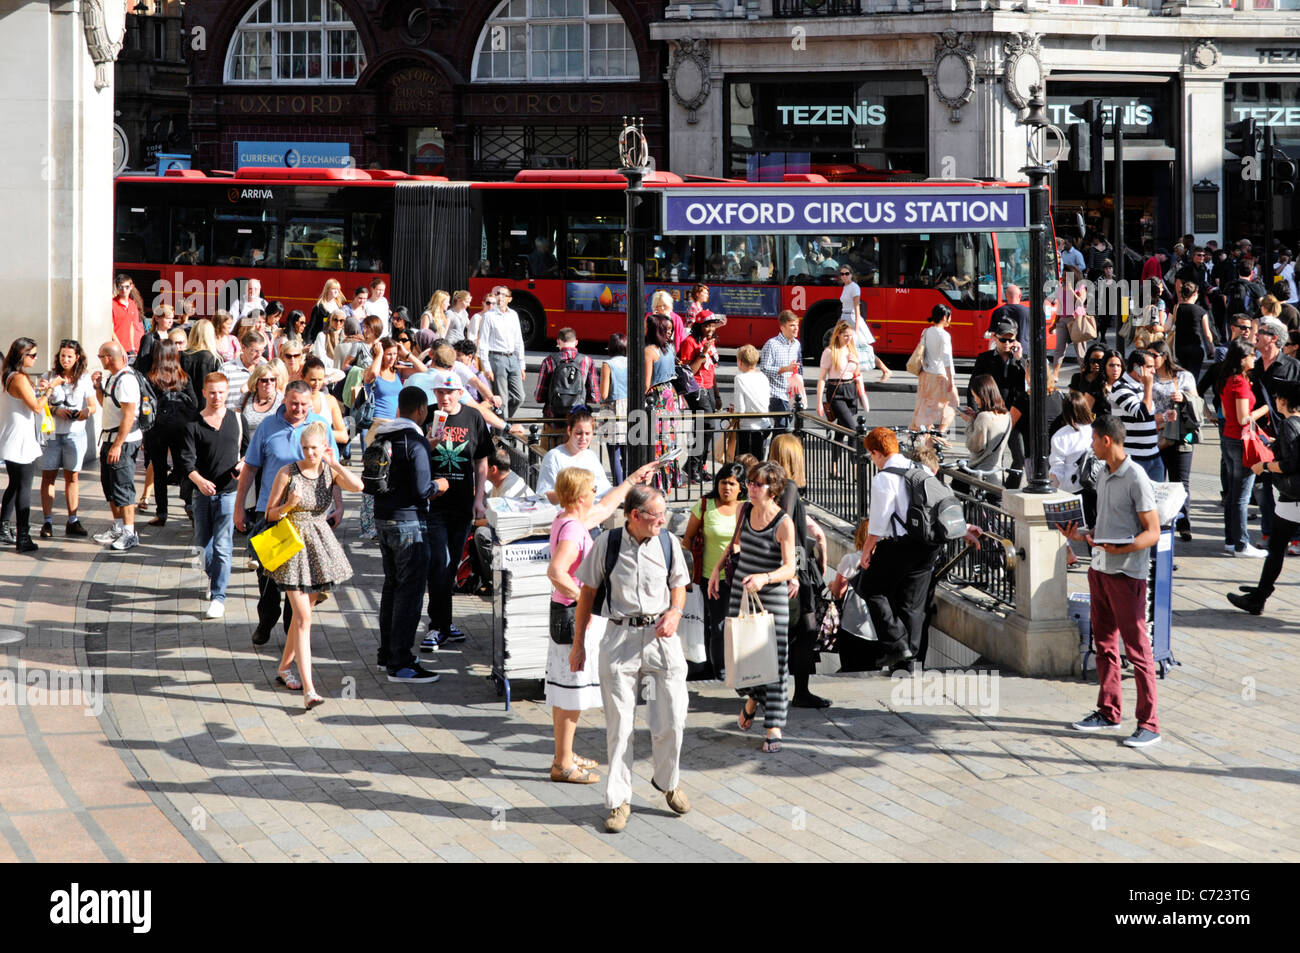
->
xmin=250 ymin=519 xmax=304 ymax=572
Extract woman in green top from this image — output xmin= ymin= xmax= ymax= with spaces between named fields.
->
xmin=681 ymin=461 xmax=745 ymax=678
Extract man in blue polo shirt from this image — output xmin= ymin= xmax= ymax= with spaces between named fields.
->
xmin=234 ymin=380 xmax=335 ymax=646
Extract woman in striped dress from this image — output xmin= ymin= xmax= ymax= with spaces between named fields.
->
xmin=711 ymin=461 xmax=798 ymax=753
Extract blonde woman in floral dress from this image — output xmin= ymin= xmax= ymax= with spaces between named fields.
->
xmin=267 ymin=421 xmax=364 ymax=709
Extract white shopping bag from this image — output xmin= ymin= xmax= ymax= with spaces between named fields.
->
xmin=679 ymin=586 xmax=707 ymax=664
xmin=724 ymin=588 xmax=779 ymax=690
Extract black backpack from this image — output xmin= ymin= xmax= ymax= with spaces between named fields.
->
xmin=1075 ymin=449 xmax=1106 ymax=492
xmin=883 ymin=465 xmax=968 ymax=546
xmin=1224 ymin=279 xmax=1254 ymax=320
xmin=594 ymin=527 xmax=676 ymax=617
xmin=547 ymin=352 xmax=586 ymax=415
xmin=361 ymin=435 xmax=395 ymax=496
xmin=156 ymin=386 xmax=196 ymax=421
xmin=107 ymin=368 xmax=158 ymax=434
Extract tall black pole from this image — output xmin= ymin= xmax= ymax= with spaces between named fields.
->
xmin=622 ymin=164 xmax=651 ymax=472
xmin=1264 ymin=125 xmax=1276 ymax=291
xmin=1026 ymin=166 xmax=1051 ymax=493
xmin=1114 ymin=110 xmax=1125 ymax=289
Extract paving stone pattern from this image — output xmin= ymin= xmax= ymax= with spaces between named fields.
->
xmin=0 ymin=435 xmax=1298 ymax=862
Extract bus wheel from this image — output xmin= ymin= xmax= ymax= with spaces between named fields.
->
xmin=515 ymin=299 xmax=545 ymax=349
xmin=802 ymin=305 xmax=840 ymax=365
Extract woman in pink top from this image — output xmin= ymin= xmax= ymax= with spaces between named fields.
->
xmin=545 ymin=463 xmax=653 ymax=783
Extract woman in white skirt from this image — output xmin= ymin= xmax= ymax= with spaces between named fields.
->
xmin=545 ymin=463 xmax=653 ymax=783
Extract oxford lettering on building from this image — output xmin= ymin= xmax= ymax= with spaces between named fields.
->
xmin=662 ymin=189 xmax=1029 ymax=234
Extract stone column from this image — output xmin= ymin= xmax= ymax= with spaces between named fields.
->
xmin=934 ymin=489 xmax=1081 ymax=675
xmin=3 ymin=0 xmax=119 ymax=359
xmin=1182 ymin=69 xmax=1228 ymax=247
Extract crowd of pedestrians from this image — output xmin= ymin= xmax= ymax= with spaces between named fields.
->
xmin=5 ymin=242 xmax=1295 ymax=826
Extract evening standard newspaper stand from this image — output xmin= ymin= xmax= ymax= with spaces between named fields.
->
xmin=1074 ymin=483 xmax=1183 ymax=679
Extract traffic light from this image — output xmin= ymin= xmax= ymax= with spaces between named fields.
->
xmin=1226 ymin=117 xmax=1263 ymax=180
xmin=1275 ymin=154 xmax=1299 ymax=195
xmin=1069 ymin=99 xmax=1105 ymax=195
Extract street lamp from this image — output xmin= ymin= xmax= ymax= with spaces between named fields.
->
xmin=619 ymin=118 xmax=653 ymax=472
xmin=1017 ymin=84 xmax=1064 ymax=495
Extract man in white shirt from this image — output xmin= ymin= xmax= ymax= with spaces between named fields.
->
xmin=231 ymin=278 xmax=268 ymax=322
xmin=468 ymin=444 xmax=540 ymax=592
xmin=1276 ymin=249 xmax=1299 ymax=305
xmin=480 ymin=285 xmax=527 ymax=417
xmin=855 ymin=426 xmax=942 ymax=669
xmin=366 ymin=277 xmax=392 ymax=337
xmin=92 ymin=342 xmax=143 ymax=551
xmin=1058 ymin=236 xmax=1087 ymax=284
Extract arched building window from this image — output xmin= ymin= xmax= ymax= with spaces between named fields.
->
xmin=225 ymin=0 xmax=366 ymax=83
xmin=471 ymin=0 xmax=636 ymax=83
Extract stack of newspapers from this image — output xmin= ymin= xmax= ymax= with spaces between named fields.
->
xmin=493 ymin=537 xmax=553 ymax=681
xmin=486 ymin=496 xmax=559 ymax=544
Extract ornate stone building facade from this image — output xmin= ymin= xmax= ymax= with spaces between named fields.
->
xmin=651 ymin=2 xmax=1300 ymax=248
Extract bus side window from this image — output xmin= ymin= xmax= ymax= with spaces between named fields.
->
xmin=115 ymin=202 xmax=168 ymax=264
xmin=285 ymin=216 xmax=344 ymax=270
xmin=170 ymin=207 xmax=211 ymax=267
xmin=351 ymin=212 xmax=388 ymax=273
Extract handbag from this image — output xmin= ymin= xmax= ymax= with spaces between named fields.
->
xmin=679 ymin=586 xmax=707 ymax=664
xmin=548 ymin=600 xmax=575 ymax=645
xmin=837 ymin=570 xmax=878 ymax=644
xmin=689 ymin=498 xmax=709 ymax=585
xmin=906 ymin=336 xmax=925 ymax=376
xmin=724 ymin=587 xmax=780 ymax=690
xmin=250 ymin=518 xmax=304 ymax=572
xmin=1242 ymin=425 xmax=1275 ymax=469
xmin=1069 ymin=310 xmax=1098 ymax=343
xmin=672 ymin=361 xmax=700 ymax=396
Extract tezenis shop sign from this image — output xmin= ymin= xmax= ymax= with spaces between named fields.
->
xmin=776 ymin=101 xmax=887 ymax=126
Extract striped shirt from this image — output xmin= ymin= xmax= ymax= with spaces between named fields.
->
xmin=760 ymin=333 xmax=802 ymax=401
xmin=220 ymin=357 xmax=264 ymax=411
xmin=1109 ymin=375 xmax=1159 ymax=460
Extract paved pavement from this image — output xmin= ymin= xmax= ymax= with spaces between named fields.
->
xmin=2 ymin=407 xmax=1299 ymax=862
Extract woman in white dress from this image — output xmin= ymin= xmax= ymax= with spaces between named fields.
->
xmin=0 ymin=337 xmax=51 ymax=552
xmin=910 ymin=304 xmax=960 ymax=434
xmin=838 ymin=265 xmax=891 ymax=383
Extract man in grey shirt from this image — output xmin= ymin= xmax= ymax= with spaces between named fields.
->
xmin=1061 ymin=414 xmax=1162 ymax=747
xmin=573 ymin=485 xmax=692 ymax=833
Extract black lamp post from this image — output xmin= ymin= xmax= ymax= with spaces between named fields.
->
xmin=1017 ymin=85 xmax=1059 ymax=495
xmin=619 ymin=119 xmax=653 ymax=472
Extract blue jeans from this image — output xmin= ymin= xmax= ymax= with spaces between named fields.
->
xmin=378 ymin=519 xmax=430 ymax=670
xmin=193 ymin=490 xmax=236 ymax=601
xmin=1132 ymin=453 xmax=1166 ymax=484
xmin=1221 ymin=436 xmax=1256 ymax=550
xmin=425 ymin=508 xmax=473 ymax=632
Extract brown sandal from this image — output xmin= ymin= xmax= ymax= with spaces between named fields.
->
xmin=550 ymin=763 xmax=600 ymax=784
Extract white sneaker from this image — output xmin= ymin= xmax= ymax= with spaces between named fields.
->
xmin=205 ymin=600 xmax=226 ymax=619
xmin=110 ymin=531 xmax=139 ymax=551
xmin=94 ymin=526 xmax=123 ymax=544
xmin=1234 ymin=544 xmax=1267 ymax=558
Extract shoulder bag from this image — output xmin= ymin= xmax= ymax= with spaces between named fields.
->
xmin=906 ymin=333 xmax=926 ymax=376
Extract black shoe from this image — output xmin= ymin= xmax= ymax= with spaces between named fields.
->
xmin=0 ymin=522 xmax=14 ymax=544
xmin=39 ymin=522 xmax=53 ymax=539
xmin=15 ymin=535 xmax=38 ymax=553
xmin=791 ymin=692 xmax=832 ymax=709
xmin=251 ymin=625 xmax=271 ymax=646
xmin=65 ymin=519 xmax=88 ymax=537
xmin=1226 ymin=591 xmax=1265 ymax=615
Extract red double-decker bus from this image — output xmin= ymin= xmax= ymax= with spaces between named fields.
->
xmin=471 ymin=170 xmax=1056 ymax=359
xmin=114 ymin=167 xmax=1055 ymax=361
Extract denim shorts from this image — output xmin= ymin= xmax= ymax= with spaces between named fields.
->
xmin=41 ymin=430 xmax=87 ymax=473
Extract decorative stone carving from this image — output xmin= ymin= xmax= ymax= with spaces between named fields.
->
xmin=933 ymin=30 xmax=976 ymax=124
xmin=1189 ymin=38 xmax=1221 ymax=70
xmin=1001 ymin=32 xmax=1044 ymax=112
xmin=668 ymin=38 xmax=711 ymax=125
xmin=82 ymin=0 xmax=127 ymax=91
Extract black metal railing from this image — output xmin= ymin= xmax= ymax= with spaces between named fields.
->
xmin=792 ymin=411 xmax=872 ymax=525
xmin=773 ymin=0 xmax=862 ymax=16
xmin=937 ymin=466 xmax=1016 ymax=608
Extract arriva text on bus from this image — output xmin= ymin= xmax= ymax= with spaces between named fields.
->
xmin=680 ymin=197 xmax=1017 ymax=229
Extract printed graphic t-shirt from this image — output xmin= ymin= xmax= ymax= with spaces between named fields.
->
xmin=428 ymin=405 xmax=491 ymax=513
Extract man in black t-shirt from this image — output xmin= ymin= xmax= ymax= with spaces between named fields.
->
xmin=422 ymin=371 xmax=490 ymax=649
